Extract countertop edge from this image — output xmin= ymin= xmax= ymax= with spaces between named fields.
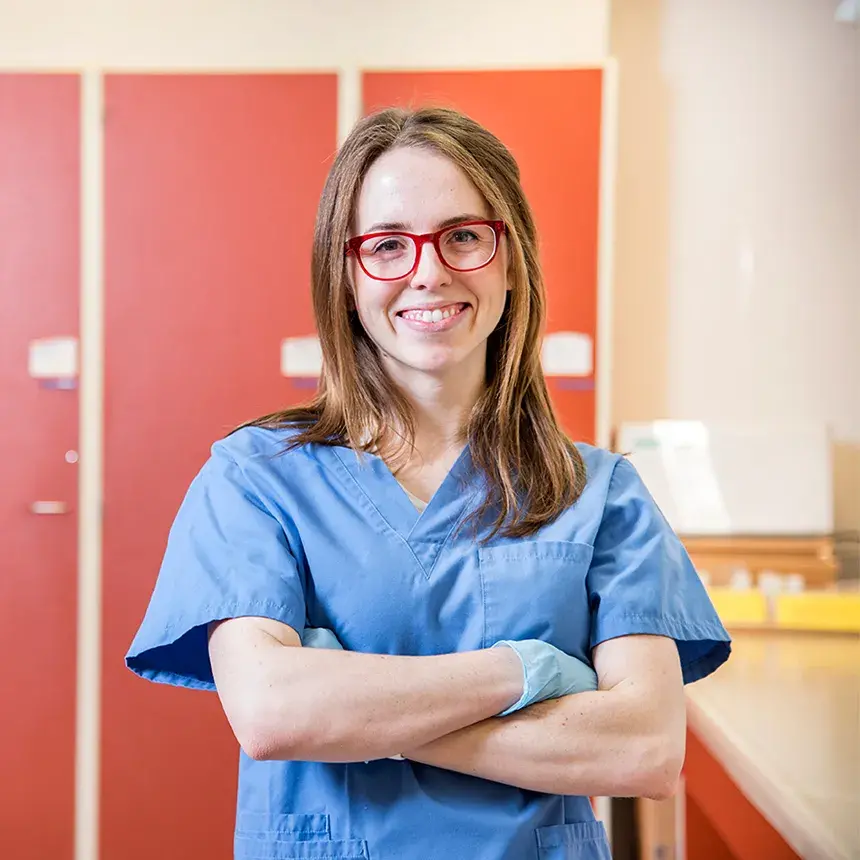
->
xmin=684 ymin=694 xmax=851 ymax=860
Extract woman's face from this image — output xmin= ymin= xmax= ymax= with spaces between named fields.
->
xmin=349 ymin=147 xmax=509 ymax=386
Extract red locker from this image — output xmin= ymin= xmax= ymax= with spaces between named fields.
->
xmin=363 ymin=69 xmax=603 ymax=442
xmin=0 ymin=74 xmax=80 ymax=860
xmin=102 ymin=73 xmax=337 ymax=860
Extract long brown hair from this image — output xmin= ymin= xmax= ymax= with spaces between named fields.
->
xmin=243 ymin=106 xmax=586 ymax=538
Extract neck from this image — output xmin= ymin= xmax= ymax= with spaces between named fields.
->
xmin=384 ymin=355 xmax=486 ymax=461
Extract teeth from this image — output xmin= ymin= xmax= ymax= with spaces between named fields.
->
xmin=402 ymin=304 xmax=462 ymax=322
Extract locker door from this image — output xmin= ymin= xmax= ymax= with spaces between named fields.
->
xmin=0 ymin=73 xmax=80 ymax=860
xmin=363 ymin=70 xmax=603 ymax=442
xmin=102 ymin=73 xmax=337 ymax=860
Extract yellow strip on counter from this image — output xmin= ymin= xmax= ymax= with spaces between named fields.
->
xmin=774 ymin=592 xmax=860 ymax=633
xmin=707 ymin=588 xmax=769 ymax=626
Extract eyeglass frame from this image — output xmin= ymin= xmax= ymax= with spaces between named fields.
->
xmin=344 ymin=219 xmax=507 ymax=282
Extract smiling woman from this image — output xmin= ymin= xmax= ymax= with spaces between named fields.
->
xmin=125 ymin=106 xmax=731 ymax=860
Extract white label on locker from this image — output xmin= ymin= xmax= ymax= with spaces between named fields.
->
xmin=28 ymin=337 xmax=79 ymax=379
xmin=541 ymin=331 xmax=592 ymax=376
xmin=281 ymin=336 xmax=323 ymax=377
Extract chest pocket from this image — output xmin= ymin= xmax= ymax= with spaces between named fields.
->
xmin=478 ymin=540 xmax=593 ymax=655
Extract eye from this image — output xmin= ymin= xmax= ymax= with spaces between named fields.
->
xmin=447 ymin=229 xmax=480 ymax=245
xmin=365 ymin=236 xmax=410 ymax=256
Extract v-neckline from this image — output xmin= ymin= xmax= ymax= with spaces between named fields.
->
xmin=333 ymin=443 xmax=474 ymax=534
xmin=324 ymin=443 xmax=482 ymax=577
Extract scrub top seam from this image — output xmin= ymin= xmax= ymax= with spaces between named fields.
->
xmin=591 ymin=612 xmax=730 ymax=647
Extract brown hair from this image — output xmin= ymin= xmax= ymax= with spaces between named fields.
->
xmin=242 ymin=106 xmax=586 ymax=538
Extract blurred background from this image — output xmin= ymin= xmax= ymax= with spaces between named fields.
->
xmin=1 ymin=1 xmax=857 ymax=859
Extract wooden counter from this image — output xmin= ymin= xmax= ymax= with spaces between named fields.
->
xmin=685 ymin=630 xmax=860 ymax=860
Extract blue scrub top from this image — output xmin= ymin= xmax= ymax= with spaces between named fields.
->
xmin=127 ymin=426 xmax=730 ymax=860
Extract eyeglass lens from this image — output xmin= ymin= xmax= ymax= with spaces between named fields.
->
xmin=358 ymin=223 xmax=497 ymax=280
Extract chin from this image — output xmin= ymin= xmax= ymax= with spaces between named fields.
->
xmin=395 ymin=348 xmax=461 ymax=376
xmin=407 ymin=358 xmax=458 ymax=376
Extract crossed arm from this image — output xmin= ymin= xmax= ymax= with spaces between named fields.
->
xmin=208 ymin=618 xmax=686 ymax=800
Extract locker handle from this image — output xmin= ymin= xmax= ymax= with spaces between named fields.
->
xmin=30 ymin=501 xmax=69 ymax=515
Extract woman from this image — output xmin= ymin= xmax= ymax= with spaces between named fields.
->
xmin=127 ymin=107 xmax=730 ymax=860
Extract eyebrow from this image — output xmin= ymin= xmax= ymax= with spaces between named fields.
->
xmin=362 ymin=213 xmax=489 ymax=234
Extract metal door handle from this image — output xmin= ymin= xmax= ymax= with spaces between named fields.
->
xmin=30 ymin=501 xmax=68 ymax=515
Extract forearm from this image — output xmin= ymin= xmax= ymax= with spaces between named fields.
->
xmin=211 ymin=626 xmax=522 ymax=763
xmin=403 ymin=685 xmax=686 ymax=799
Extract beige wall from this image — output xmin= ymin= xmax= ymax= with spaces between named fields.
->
xmin=611 ymin=0 xmax=860 ymax=533
xmin=0 ymin=0 xmax=607 ymax=67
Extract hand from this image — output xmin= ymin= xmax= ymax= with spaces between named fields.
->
xmin=300 ymin=627 xmax=344 ymax=650
xmin=491 ymin=639 xmax=598 ymax=717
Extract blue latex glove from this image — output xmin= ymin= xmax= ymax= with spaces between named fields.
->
xmin=492 ymin=639 xmax=598 ymax=717
xmin=301 ymin=627 xmax=344 ymax=650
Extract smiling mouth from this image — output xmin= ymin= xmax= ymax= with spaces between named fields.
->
xmin=396 ymin=302 xmax=470 ymax=324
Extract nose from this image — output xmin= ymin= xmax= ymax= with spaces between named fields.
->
xmin=410 ymin=237 xmax=452 ymax=290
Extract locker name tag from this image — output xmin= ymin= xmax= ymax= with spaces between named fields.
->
xmin=28 ymin=337 xmax=79 ymax=380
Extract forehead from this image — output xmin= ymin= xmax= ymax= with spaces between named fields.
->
xmin=355 ymin=146 xmax=490 ymax=232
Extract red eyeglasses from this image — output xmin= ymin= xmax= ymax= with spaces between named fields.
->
xmin=344 ymin=219 xmax=506 ymax=282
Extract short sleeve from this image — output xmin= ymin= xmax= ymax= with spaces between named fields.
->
xmin=125 ymin=443 xmax=307 ymax=691
xmin=587 ymin=457 xmax=731 ymax=684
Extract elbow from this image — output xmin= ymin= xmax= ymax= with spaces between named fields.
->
xmin=235 ymin=714 xmax=310 ymax=762
xmin=631 ymin=732 xmax=685 ymax=800
xmin=241 ymin=739 xmax=290 ymax=763
xmin=642 ymin=761 xmax=683 ymax=801
xmin=210 ymin=624 xmax=320 ymax=761
xmin=229 ymin=681 xmax=341 ymax=762
xmin=238 ymin=732 xmax=273 ymax=762
xmin=226 ymin=692 xmax=313 ymax=762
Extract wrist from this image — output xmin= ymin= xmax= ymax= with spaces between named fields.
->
xmin=488 ymin=643 xmax=525 ymax=714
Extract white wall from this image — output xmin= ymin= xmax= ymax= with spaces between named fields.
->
xmin=0 ymin=0 xmax=608 ymax=68
xmin=663 ymin=0 xmax=859 ymax=438
xmin=612 ymin=0 xmax=860 ymax=532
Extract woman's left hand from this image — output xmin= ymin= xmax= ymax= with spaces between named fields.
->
xmin=300 ymin=627 xmax=344 ymax=650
